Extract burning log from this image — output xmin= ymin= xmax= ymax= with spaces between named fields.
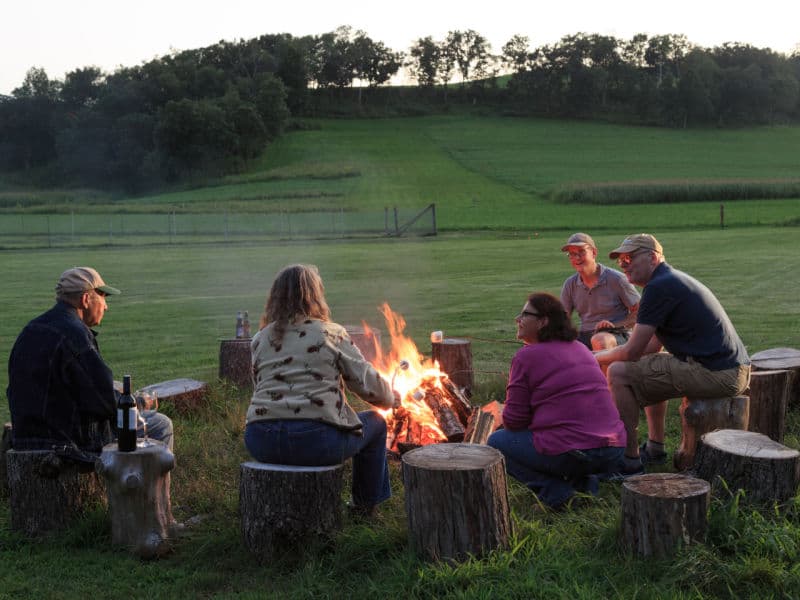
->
xmin=422 ymin=385 xmax=465 ymax=442
xmin=463 ymin=408 xmax=498 ymax=445
xmin=440 ymin=376 xmax=474 ymax=424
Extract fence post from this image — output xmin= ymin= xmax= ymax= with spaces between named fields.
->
xmin=720 ymin=203 xmax=724 ymax=229
xmin=393 ymin=207 xmax=399 ymax=236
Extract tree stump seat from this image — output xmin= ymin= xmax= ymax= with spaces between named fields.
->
xmin=747 ymin=369 xmax=795 ymax=443
xmin=693 ymin=429 xmax=800 ymax=504
xmin=97 ymin=441 xmax=178 ymax=559
xmin=673 ymin=395 xmax=749 ymax=471
xmin=402 ymin=443 xmax=512 ymax=562
xmin=239 ymin=461 xmax=344 ymax=561
xmin=750 ymin=347 xmax=800 ymax=407
xmin=1 ymin=422 xmax=11 ymax=498
xmin=621 ymin=473 xmax=710 ymax=557
xmin=6 ymin=448 xmax=106 ymax=537
xmin=431 ymin=337 xmax=474 ymax=397
xmin=219 ymin=338 xmax=253 ymax=388
xmin=139 ymin=378 xmax=208 ymax=415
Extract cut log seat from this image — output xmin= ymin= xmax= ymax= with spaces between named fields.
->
xmin=750 ymin=347 xmax=800 ymax=407
xmin=139 ymin=378 xmax=208 ymax=414
xmin=747 ymin=369 xmax=794 ymax=443
xmin=693 ymin=429 xmax=800 ymax=504
xmin=219 ymin=338 xmax=253 ymax=389
xmin=673 ymin=395 xmax=749 ymax=471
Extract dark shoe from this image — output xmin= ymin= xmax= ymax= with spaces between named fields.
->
xmin=347 ymin=502 xmax=377 ymax=519
xmin=598 ymin=461 xmax=645 ymax=482
xmin=639 ymin=442 xmax=667 ymax=466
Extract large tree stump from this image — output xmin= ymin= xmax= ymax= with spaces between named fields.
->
xmin=431 ymin=337 xmax=474 ymax=398
xmin=694 ymin=429 xmax=800 ymax=504
xmin=239 ymin=462 xmax=344 ymax=561
xmin=402 ymin=443 xmax=511 ymax=562
xmin=673 ymin=395 xmax=749 ymax=471
xmin=219 ymin=338 xmax=253 ymax=388
xmin=751 ymin=347 xmax=800 ymax=407
xmin=621 ymin=473 xmax=710 ymax=557
xmin=97 ymin=441 xmax=177 ymax=559
xmin=140 ymin=378 xmax=208 ymax=415
xmin=344 ymin=325 xmax=382 ymax=364
xmin=6 ymin=449 xmax=106 ymax=537
xmin=747 ymin=369 xmax=795 ymax=443
xmin=0 ymin=422 xmax=11 ymax=498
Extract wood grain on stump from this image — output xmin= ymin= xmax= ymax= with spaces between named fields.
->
xmin=219 ymin=338 xmax=253 ymax=388
xmin=431 ymin=338 xmax=474 ymax=397
xmin=402 ymin=443 xmax=511 ymax=562
xmin=239 ymin=462 xmax=344 ymax=561
xmin=751 ymin=347 xmax=800 ymax=407
xmin=694 ymin=429 xmax=800 ymax=504
xmin=97 ymin=441 xmax=177 ymax=559
xmin=747 ymin=369 xmax=794 ymax=443
xmin=621 ymin=473 xmax=710 ymax=557
xmin=674 ymin=395 xmax=749 ymax=471
xmin=7 ymin=449 xmax=106 ymax=537
xmin=139 ymin=378 xmax=208 ymax=415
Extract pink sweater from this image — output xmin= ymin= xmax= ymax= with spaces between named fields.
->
xmin=502 ymin=340 xmax=626 ymax=455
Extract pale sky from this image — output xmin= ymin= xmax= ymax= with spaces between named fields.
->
xmin=3 ymin=0 xmax=799 ymax=95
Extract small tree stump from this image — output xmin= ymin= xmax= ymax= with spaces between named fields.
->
xmin=344 ymin=325 xmax=382 ymax=364
xmin=621 ymin=473 xmax=710 ymax=557
xmin=402 ymin=443 xmax=511 ymax=562
xmin=751 ymin=347 xmax=800 ymax=407
xmin=239 ymin=462 xmax=344 ymax=561
xmin=747 ymin=369 xmax=794 ymax=443
xmin=219 ymin=338 xmax=253 ymax=388
xmin=673 ymin=395 xmax=749 ymax=471
xmin=6 ymin=449 xmax=106 ymax=537
xmin=140 ymin=378 xmax=208 ymax=415
xmin=431 ymin=337 xmax=474 ymax=397
xmin=694 ymin=429 xmax=800 ymax=504
xmin=97 ymin=441 xmax=177 ymax=559
xmin=1 ymin=422 xmax=11 ymax=498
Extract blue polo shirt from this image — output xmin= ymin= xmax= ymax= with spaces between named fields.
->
xmin=637 ymin=263 xmax=749 ymax=371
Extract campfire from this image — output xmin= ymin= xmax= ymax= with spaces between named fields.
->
xmin=358 ymin=304 xmax=494 ymax=454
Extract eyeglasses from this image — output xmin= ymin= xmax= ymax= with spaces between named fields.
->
xmin=567 ymin=249 xmax=588 ymax=259
xmin=517 ymin=310 xmax=542 ymax=319
xmin=616 ymin=250 xmax=648 ymax=267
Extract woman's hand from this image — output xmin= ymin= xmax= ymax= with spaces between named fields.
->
xmin=392 ymin=390 xmax=402 ymax=410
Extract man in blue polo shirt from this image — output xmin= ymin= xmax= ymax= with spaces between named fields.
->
xmin=595 ymin=234 xmax=750 ymax=477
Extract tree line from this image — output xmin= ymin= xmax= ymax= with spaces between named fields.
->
xmin=1 ymin=26 xmax=798 ymax=191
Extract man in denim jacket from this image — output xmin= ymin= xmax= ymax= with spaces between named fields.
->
xmin=7 ymin=267 xmax=172 ymax=454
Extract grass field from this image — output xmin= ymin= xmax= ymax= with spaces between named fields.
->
xmin=1 ymin=115 xmax=800 ymax=598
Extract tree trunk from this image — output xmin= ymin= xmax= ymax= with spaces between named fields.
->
xmin=620 ymin=473 xmax=710 ymax=557
xmin=139 ymin=378 xmax=208 ymax=415
xmin=239 ymin=461 xmax=344 ymax=561
xmin=402 ymin=443 xmax=511 ymax=562
xmin=747 ymin=369 xmax=794 ymax=443
xmin=673 ymin=395 xmax=749 ymax=471
xmin=97 ymin=441 xmax=177 ymax=559
xmin=431 ymin=338 xmax=474 ymax=397
xmin=6 ymin=449 xmax=106 ymax=537
xmin=751 ymin=347 xmax=800 ymax=407
xmin=693 ymin=429 xmax=800 ymax=504
xmin=344 ymin=325 xmax=382 ymax=365
xmin=219 ymin=338 xmax=253 ymax=389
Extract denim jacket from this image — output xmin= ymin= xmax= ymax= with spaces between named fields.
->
xmin=7 ymin=301 xmax=116 ymax=451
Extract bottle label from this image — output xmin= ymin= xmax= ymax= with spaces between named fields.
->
xmin=117 ymin=407 xmax=138 ymax=430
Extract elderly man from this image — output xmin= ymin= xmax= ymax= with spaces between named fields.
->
xmin=560 ymin=232 xmax=640 ymax=350
xmin=595 ymin=234 xmax=750 ymax=476
xmin=7 ymin=267 xmax=173 ymax=456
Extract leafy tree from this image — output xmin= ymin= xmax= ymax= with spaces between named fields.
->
xmin=61 ymin=66 xmax=104 ymax=109
xmin=501 ymin=35 xmax=531 ymax=73
xmin=13 ymin=67 xmax=61 ymax=99
xmin=407 ymin=37 xmax=441 ymax=87
xmin=444 ymin=29 xmax=492 ymax=85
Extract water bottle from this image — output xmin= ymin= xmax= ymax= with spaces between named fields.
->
xmin=235 ymin=311 xmax=244 ymax=338
xmin=117 ymin=374 xmax=137 ymax=452
xmin=243 ymin=311 xmax=251 ymax=338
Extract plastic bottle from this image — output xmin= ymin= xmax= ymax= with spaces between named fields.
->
xmin=117 ymin=374 xmax=137 ymax=452
xmin=243 ymin=311 xmax=251 ymax=338
xmin=235 ymin=311 xmax=244 ymax=338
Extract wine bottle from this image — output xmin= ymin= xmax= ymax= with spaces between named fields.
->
xmin=243 ymin=310 xmax=251 ymax=338
xmin=117 ymin=374 xmax=137 ymax=452
xmin=235 ymin=311 xmax=244 ymax=338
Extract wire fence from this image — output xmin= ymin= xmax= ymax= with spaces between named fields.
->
xmin=0 ymin=205 xmax=437 ymax=249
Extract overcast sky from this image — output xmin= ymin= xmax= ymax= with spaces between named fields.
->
xmin=3 ymin=0 xmax=799 ymax=95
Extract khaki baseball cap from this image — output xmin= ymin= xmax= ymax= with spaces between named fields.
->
xmin=560 ymin=232 xmax=597 ymax=252
xmin=608 ymin=234 xmax=663 ymax=259
xmin=56 ymin=267 xmax=121 ymax=295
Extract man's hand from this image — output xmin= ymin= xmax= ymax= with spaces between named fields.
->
xmin=594 ymin=320 xmax=615 ymax=331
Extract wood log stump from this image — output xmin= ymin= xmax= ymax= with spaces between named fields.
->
xmin=694 ymin=429 xmax=800 ymax=504
xmin=751 ymin=347 xmax=800 ymax=407
xmin=239 ymin=462 xmax=344 ymax=561
xmin=621 ymin=473 xmax=710 ymax=557
xmin=219 ymin=338 xmax=253 ymax=388
xmin=6 ymin=449 xmax=106 ymax=537
xmin=402 ymin=443 xmax=511 ymax=562
xmin=747 ymin=369 xmax=794 ymax=443
xmin=431 ymin=337 xmax=474 ymax=398
xmin=140 ymin=378 xmax=208 ymax=415
xmin=673 ymin=395 xmax=749 ymax=471
xmin=97 ymin=441 xmax=177 ymax=559
xmin=344 ymin=325 xmax=382 ymax=364
xmin=1 ymin=422 xmax=11 ymax=498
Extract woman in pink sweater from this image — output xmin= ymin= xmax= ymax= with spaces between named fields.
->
xmin=488 ymin=292 xmax=626 ymax=509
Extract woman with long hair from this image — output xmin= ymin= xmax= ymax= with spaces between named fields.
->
xmin=245 ymin=264 xmax=399 ymax=516
xmin=488 ymin=292 xmax=626 ymax=509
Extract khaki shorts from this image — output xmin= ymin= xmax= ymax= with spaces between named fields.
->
xmin=627 ymin=353 xmax=750 ymax=407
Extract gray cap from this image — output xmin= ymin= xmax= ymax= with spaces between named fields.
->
xmin=561 ymin=232 xmax=597 ymax=252
xmin=56 ymin=267 xmax=121 ymax=295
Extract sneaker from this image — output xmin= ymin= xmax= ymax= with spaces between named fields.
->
xmin=639 ymin=442 xmax=668 ymax=466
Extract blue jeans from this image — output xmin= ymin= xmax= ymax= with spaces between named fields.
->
xmin=244 ymin=411 xmax=390 ymax=506
xmin=140 ymin=412 xmax=174 ymax=451
xmin=488 ymin=428 xmax=624 ymax=508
